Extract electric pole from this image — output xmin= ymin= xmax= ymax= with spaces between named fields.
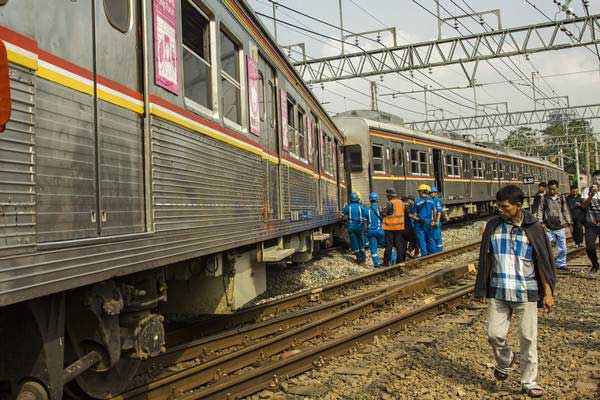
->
xmin=575 ymin=136 xmax=581 ymax=190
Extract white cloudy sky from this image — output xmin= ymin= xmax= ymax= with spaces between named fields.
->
xmin=247 ymin=0 xmax=600 ymax=140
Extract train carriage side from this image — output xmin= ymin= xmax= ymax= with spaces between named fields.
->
xmin=0 ymin=1 xmax=347 ymax=398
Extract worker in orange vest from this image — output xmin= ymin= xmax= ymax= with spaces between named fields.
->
xmin=381 ymin=188 xmax=407 ymax=266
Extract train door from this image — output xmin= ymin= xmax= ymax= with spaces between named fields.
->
xmin=464 ymin=155 xmax=471 ymax=199
xmin=432 ymin=148 xmax=444 ymax=195
xmin=258 ymin=55 xmax=280 ymax=219
xmin=94 ymin=0 xmax=146 ymax=236
xmin=34 ymin=1 xmax=98 ymax=242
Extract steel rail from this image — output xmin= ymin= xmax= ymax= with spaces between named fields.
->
xmin=180 ymin=285 xmax=475 ymax=400
xmin=137 ymin=262 xmax=474 ymax=378
xmin=112 ymin=243 xmax=584 ymax=400
xmin=113 ymin=263 xmax=474 ymax=400
xmin=176 ymin=245 xmax=588 ymax=400
xmin=166 ymin=240 xmax=481 ymax=344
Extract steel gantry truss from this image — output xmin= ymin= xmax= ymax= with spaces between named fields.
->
xmin=292 ymin=14 xmax=600 ymax=84
xmin=408 ymin=103 xmax=600 ymax=131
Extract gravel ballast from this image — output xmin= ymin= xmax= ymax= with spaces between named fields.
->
xmin=253 ymin=221 xmax=485 ymax=305
xmin=247 ymin=254 xmax=600 ymax=400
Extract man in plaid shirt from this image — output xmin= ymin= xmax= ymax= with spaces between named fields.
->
xmin=475 ymin=185 xmax=556 ymax=398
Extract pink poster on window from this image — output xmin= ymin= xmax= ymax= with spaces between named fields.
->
xmin=247 ymin=56 xmax=261 ymax=136
xmin=280 ymin=90 xmax=289 ymax=150
xmin=153 ymin=0 xmax=179 ymax=94
xmin=306 ymin=116 xmax=313 ymax=163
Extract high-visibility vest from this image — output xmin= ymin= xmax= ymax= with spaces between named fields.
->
xmin=383 ymin=198 xmax=405 ymax=231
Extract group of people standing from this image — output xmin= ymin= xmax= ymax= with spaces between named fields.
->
xmin=532 ymin=172 xmax=600 ymax=276
xmin=341 ymin=184 xmax=445 ymax=268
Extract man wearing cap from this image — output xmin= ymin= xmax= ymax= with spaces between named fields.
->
xmin=342 ymin=192 xmax=368 ymax=263
xmin=411 ymin=184 xmax=436 ymax=257
xmin=366 ymin=192 xmax=385 ymax=268
xmin=430 ymin=186 xmax=444 ymax=253
xmin=381 ymin=188 xmax=407 ymax=266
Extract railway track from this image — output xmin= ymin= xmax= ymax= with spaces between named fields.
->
xmin=109 ymin=240 xmax=583 ymax=400
xmin=165 ymin=240 xmax=482 ymax=344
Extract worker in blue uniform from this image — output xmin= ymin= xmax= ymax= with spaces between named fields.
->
xmin=365 ymin=192 xmax=385 ymax=268
xmin=430 ymin=185 xmax=444 ymax=253
xmin=342 ymin=192 xmax=367 ymax=263
xmin=411 ymin=184 xmax=436 ymax=257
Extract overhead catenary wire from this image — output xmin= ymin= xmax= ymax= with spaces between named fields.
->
xmin=253 ymin=3 xmax=431 ymax=116
xmin=256 ymin=1 xmax=484 ymax=114
xmin=257 ymin=0 xmax=505 ymax=115
xmin=255 ymin=11 xmax=485 ymax=113
xmin=345 ymin=0 xmax=498 ymax=111
xmin=421 ymin=0 xmax=561 ymax=109
xmin=455 ymin=0 xmax=563 ymax=106
xmin=523 ymin=0 xmax=600 ymax=59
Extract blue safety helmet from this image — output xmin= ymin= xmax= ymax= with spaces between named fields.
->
xmin=430 ymin=185 xmax=438 ymax=193
xmin=350 ymin=192 xmax=360 ymax=202
xmin=369 ymin=192 xmax=379 ymax=201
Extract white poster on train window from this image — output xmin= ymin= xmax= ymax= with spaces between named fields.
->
xmin=280 ymin=90 xmax=289 ymax=150
xmin=307 ymin=116 xmax=313 ymax=163
xmin=247 ymin=56 xmax=260 ymax=136
xmin=153 ymin=0 xmax=179 ymax=94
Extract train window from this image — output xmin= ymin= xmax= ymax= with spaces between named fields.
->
xmin=297 ymin=108 xmax=306 ymax=159
xmin=510 ymin=164 xmax=518 ymax=180
xmin=391 ymin=148 xmax=396 ymax=166
xmin=325 ymin=136 xmax=334 ymax=173
xmin=419 ymin=152 xmax=428 ymax=174
xmin=311 ymin=116 xmax=319 ymax=163
xmin=410 ymin=149 xmax=428 ymax=175
xmin=372 ymin=145 xmax=384 ymax=173
xmin=258 ymin=71 xmax=265 ymax=121
xmin=492 ymin=162 xmax=503 ymax=179
xmin=267 ymin=81 xmax=276 ymax=128
xmin=182 ymin=1 xmax=212 ymax=111
xmin=471 ymin=160 xmax=484 ymax=178
xmin=287 ymin=98 xmax=296 ymax=154
xmin=445 ymin=155 xmax=460 ymax=177
xmin=104 ymin=0 xmax=132 ymax=33
xmin=220 ymin=29 xmax=241 ymax=125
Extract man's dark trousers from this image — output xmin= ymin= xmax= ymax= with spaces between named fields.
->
xmin=573 ymin=216 xmax=584 ymax=245
xmin=585 ymin=224 xmax=600 ymax=271
xmin=384 ymin=230 xmax=407 ymax=265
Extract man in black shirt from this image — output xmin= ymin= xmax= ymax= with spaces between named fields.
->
xmin=566 ymin=184 xmax=584 ymax=247
xmin=531 ymin=182 xmax=546 ymax=215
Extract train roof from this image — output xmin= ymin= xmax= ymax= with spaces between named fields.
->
xmin=334 ymin=110 xmax=563 ymax=172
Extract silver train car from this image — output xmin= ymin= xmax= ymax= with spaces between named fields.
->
xmin=336 ymin=110 xmax=569 ymax=217
xmin=0 ymin=1 xmax=346 ymax=398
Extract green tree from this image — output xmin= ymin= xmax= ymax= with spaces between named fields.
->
xmin=542 ymin=117 xmax=597 ymax=178
xmin=501 ymin=127 xmax=543 ymax=157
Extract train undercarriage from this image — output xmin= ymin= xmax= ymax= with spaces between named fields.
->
xmin=0 ymin=228 xmax=334 ymax=400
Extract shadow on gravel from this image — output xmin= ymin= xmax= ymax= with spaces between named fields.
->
xmin=393 ymin=345 xmax=518 ymax=396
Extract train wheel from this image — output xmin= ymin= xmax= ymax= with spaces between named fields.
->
xmin=63 ymin=358 xmax=140 ymax=399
